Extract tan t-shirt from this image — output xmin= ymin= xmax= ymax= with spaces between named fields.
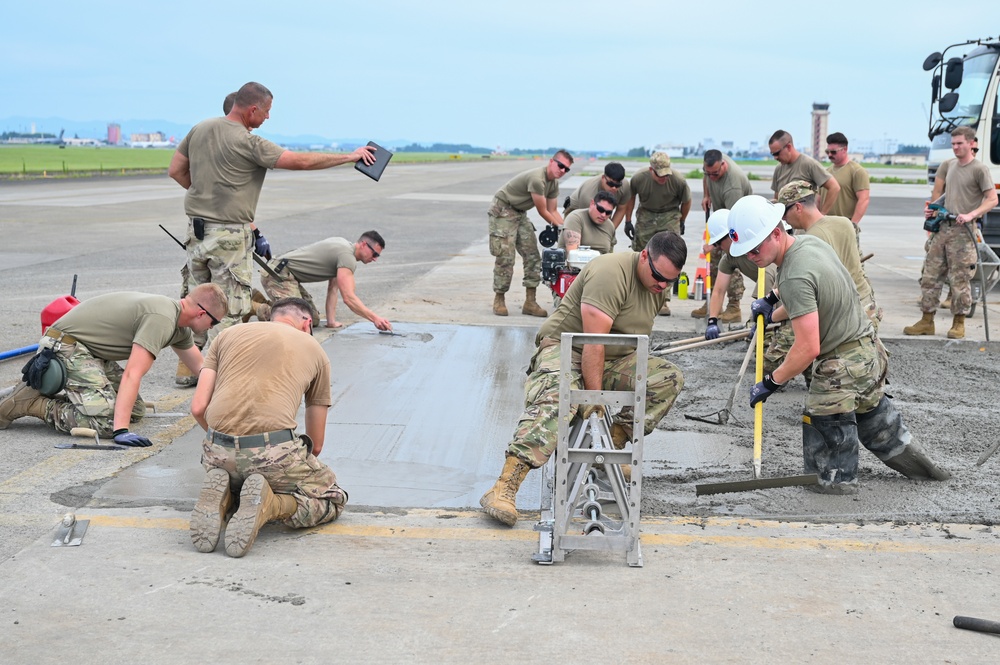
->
xmin=944 ymin=159 xmax=995 ymax=216
xmin=537 ymin=252 xmax=664 ymax=359
xmin=827 ymin=161 xmax=870 ymax=219
xmin=777 ymin=235 xmax=872 ymax=356
xmin=771 ymin=153 xmax=833 ymax=195
xmin=203 ymin=321 xmax=332 ymax=435
xmin=51 ymin=292 xmax=192 ymax=360
xmin=494 ymin=167 xmax=559 ymax=212
xmin=278 ymin=237 xmax=357 ymax=284
xmin=177 ymin=117 xmax=286 ymax=225
xmin=559 ymin=209 xmax=616 ymax=254
xmin=707 ymin=156 xmax=754 ymax=210
xmin=565 ymin=175 xmax=632 ymax=214
xmin=629 ymin=169 xmax=692 ymax=213
xmin=806 ymin=216 xmax=873 ymax=300
xmin=719 ymin=255 xmax=776 ymax=292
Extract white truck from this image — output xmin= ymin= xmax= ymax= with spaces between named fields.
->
xmin=923 ymin=36 xmax=1000 ymax=248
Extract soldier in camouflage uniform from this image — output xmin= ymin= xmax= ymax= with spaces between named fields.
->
xmin=904 ymin=127 xmax=998 ymax=339
xmin=488 ymin=151 xmax=573 ymax=318
xmin=0 ymin=285 xmax=226 ymax=445
xmin=190 ymin=297 xmax=347 ymax=557
xmin=728 ymin=196 xmax=950 ymax=494
xmin=481 ymin=232 xmax=687 ymax=526
xmin=169 ymin=81 xmax=377 ymax=385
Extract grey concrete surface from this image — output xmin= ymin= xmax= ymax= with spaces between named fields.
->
xmin=1 ymin=161 xmax=999 ymax=664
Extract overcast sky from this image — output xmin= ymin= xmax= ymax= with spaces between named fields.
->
xmin=2 ymin=0 xmax=994 ymax=151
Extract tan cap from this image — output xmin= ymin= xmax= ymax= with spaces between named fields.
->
xmin=650 ymin=152 xmax=672 ymax=176
xmin=776 ymin=180 xmax=817 ymax=206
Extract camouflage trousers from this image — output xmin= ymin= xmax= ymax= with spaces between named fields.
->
xmin=764 ymin=321 xmax=797 ymax=380
xmin=506 ymin=343 xmax=685 ymax=467
xmin=201 ymin=435 xmax=348 ymax=529
xmin=631 ymin=208 xmax=681 ymax=252
xmin=709 ymin=246 xmax=744 ymax=304
xmin=260 ymin=263 xmax=322 ymax=325
xmin=918 ymin=221 xmax=977 ymax=315
xmin=805 ymin=336 xmax=886 ymax=417
xmin=44 ymin=339 xmax=146 ymax=437
xmin=186 ymin=220 xmax=254 ymax=348
xmin=488 ymin=206 xmax=541 ymax=292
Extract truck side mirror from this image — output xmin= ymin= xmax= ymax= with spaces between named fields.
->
xmin=944 ymin=57 xmax=964 ymax=90
xmin=939 ymin=92 xmax=959 ymax=113
xmin=923 ymin=52 xmax=942 ymax=71
xmin=931 ymin=74 xmax=940 ymax=104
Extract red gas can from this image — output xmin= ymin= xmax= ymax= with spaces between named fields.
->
xmin=41 ymin=296 xmax=80 ymax=333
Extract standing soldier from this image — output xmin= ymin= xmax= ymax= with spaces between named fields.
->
xmin=825 ymin=132 xmax=871 ymax=229
xmin=624 ymin=152 xmax=692 ymax=315
xmin=488 ymin=151 xmax=573 ymax=317
xmin=695 ymin=150 xmax=755 ymax=321
xmin=768 ymin=129 xmax=840 ymax=212
xmin=904 ymin=127 xmax=997 ymax=339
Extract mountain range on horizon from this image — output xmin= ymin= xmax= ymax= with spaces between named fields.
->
xmin=0 ymin=115 xmax=419 ymax=150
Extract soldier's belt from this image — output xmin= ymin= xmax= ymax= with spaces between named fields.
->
xmin=44 ymin=328 xmax=78 ymax=346
xmin=208 ymin=428 xmax=296 ymax=448
xmin=817 ymin=336 xmax=871 ymax=360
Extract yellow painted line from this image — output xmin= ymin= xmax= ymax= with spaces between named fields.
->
xmin=61 ymin=514 xmax=1000 ymax=554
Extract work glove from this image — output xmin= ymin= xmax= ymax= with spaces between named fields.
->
xmin=624 ymin=219 xmax=635 ymax=241
xmin=749 ymin=373 xmax=783 ymax=408
xmin=750 ymin=291 xmax=780 ymax=325
xmin=579 ymin=404 xmax=606 ymax=421
xmin=112 ymin=428 xmax=153 ymax=448
xmin=705 ymin=317 xmax=720 ymax=341
xmin=680 ymin=220 xmax=686 ymax=235
xmin=21 ymin=348 xmax=55 ymax=390
xmin=252 ymin=228 xmax=272 ymax=260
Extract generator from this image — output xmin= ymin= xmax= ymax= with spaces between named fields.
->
xmin=542 ymin=246 xmax=600 ymax=299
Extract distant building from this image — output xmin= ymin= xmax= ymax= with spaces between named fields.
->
xmin=881 ymin=154 xmax=927 ymax=166
xmin=130 ymin=132 xmax=165 ymax=143
xmin=652 ymin=143 xmax=685 ymax=158
xmin=108 ymin=123 xmax=121 ymax=145
xmin=811 ymin=103 xmax=830 ymax=159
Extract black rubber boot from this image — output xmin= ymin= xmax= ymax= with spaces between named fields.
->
xmin=802 ymin=413 xmax=860 ymax=494
xmin=857 ymin=397 xmax=951 ymax=481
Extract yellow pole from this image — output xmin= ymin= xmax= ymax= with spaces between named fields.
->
xmin=753 ymin=267 xmax=765 ymax=478
xmin=704 ymin=214 xmax=712 ymax=293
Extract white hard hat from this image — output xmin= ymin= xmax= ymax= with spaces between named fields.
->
xmin=707 ymin=209 xmax=730 ymax=245
xmin=727 ymin=195 xmax=784 ymax=257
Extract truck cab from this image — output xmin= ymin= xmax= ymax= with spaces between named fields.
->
xmin=924 ymin=37 xmax=1000 ymax=248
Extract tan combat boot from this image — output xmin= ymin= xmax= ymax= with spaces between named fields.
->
xmin=947 ymin=314 xmax=966 ymax=339
xmin=493 ymin=292 xmax=508 ymax=317
xmin=480 ymin=456 xmax=531 ymax=526
xmin=0 ymin=383 xmax=51 ymax=429
xmin=611 ymin=423 xmax=633 ymax=483
xmin=690 ymin=303 xmax=707 ymax=319
xmin=224 ymin=474 xmax=298 ymax=558
xmin=719 ymin=301 xmax=743 ymax=323
xmin=659 ymin=302 xmax=671 ymax=316
xmin=241 ymin=289 xmax=269 ymax=323
xmin=190 ymin=468 xmax=233 ymax=553
xmin=522 ymin=287 xmax=547 ymax=317
xmin=175 ymin=359 xmax=198 ymax=387
xmin=903 ymin=312 xmax=935 ymax=336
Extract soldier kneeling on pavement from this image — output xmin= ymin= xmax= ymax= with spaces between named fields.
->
xmin=727 ymin=196 xmax=950 ymax=494
xmin=189 ymin=297 xmax=348 ymax=557
xmin=481 ymin=231 xmax=687 ymax=526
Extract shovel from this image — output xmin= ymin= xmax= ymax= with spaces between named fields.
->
xmin=685 ymin=327 xmax=758 ymax=426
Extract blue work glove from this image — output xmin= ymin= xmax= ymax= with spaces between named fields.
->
xmin=113 ymin=428 xmax=153 ymax=447
xmin=749 ymin=373 xmax=783 ymax=408
xmin=705 ymin=317 xmax=720 ymax=340
xmin=750 ymin=291 xmax=780 ymax=325
xmin=624 ymin=219 xmax=635 ymax=241
xmin=252 ymin=228 xmax=271 ymax=260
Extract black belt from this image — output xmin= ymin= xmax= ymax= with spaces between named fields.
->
xmin=275 ymin=258 xmax=289 ymax=273
xmin=44 ymin=328 xmax=78 ymax=346
xmin=208 ymin=428 xmax=296 ymax=448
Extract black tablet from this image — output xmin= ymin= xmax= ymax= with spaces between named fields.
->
xmin=354 ymin=141 xmax=393 ymax=182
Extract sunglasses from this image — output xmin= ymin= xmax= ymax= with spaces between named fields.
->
xmin=825 ymin=148 xmax=843 ymax=156
xmin=595 ymin=204 xmax=614 ymax=215
xmin=770 ymin=144 xmax=787 ymax=157
xmin=553 ymin=160 xmax=571 ymax=173
xmin=748 ymin=238 xmax=768 ymax=256
xmin=648 ymin=256 xmax=673 ymax=284
xmin=198 ymin=303 xmax=221 ymax=327
xmin=604 ymin=178 xmax=622 ymax=188
xmin=704 ymin=168 xmax=723 ymax=177
xmin=365 ymin=242 xmax=380 ymax=258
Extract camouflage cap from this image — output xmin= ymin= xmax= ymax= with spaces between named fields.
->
xmin=650 ymin=152 xmax=672 ymax=176
xmin=776 ymin=180 xmax=817 ymax=206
